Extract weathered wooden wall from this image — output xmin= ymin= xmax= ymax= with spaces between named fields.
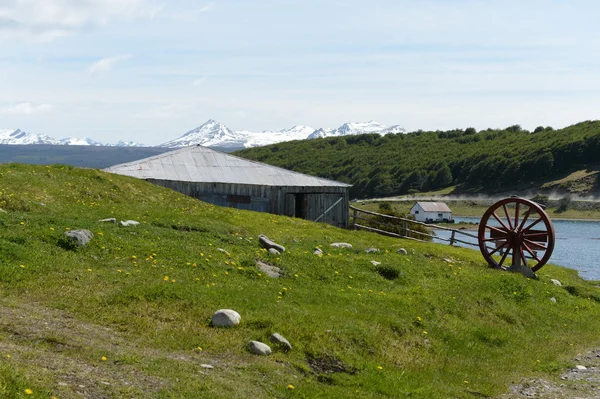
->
xmin=146 ymin=179 xmax=350 ymax=228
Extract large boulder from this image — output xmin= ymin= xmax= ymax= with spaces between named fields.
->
xmin=63 ymin=229 xmax=93 ymax=247
xmin=248 ymin=341 xmax=272 ymax=355
xmin=211 ymin=309 xmax=241 ymax=328
xmin=270 ymin=333 xmax=292 ymax=352
xmin=258 ymin=235 xmax=285 ymax=253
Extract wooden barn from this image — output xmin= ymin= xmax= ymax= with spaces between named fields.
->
xmin=409 ymin=202 xmax=453 ymax=223
xmin=104 ymin=145 xmax=352 ymax=228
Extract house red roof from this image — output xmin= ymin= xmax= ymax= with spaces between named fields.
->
xmin=415 ymin=202 xmax=452 ymax=212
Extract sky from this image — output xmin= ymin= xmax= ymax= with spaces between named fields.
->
xmin=0 ymin=0 xmax=599 ymax=145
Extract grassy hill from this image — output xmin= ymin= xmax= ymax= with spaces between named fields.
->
xmin=235 ymin=121 xmax=600 ymax=199
xmin=2 ymin=164 xmax=600 ymax=398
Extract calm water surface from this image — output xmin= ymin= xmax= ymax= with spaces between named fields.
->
xmin=435 ymin=217 xmax=600 ymax=280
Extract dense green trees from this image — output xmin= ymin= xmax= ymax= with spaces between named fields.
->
xmin=235 ymin=120 xmax=600 ymax=198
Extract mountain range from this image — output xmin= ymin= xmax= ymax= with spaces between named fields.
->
xmin=0 ymin=119 xmax=406 ymax=149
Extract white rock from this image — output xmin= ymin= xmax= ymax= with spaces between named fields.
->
xmin=200 ymin=364 xmax=214 ymax=369
xmin=211 ymin=309 xmax=241 ymax=328
xmin=550 ymin=297 xmax=557 ymax=303
xmin=576 ymin=365 xmax=587 ymax=370
xmin=397 ymin=248 xmax=408 ymax=255
xmin=270 ymin=333 xmax=292 ymax=351
xmin=314 ymin=248 xmax=323 ymax=255
xmin=120 ymin=220 xmax=140 ymax=226
xmin=268 ymin=248 xmax=280 ymax=255
xmin=98 ymin=218 xmax=117 ymax=223
xmin=365 ymin=248 xmax=379 ymax=253
xmin=370 ymin=261 xmax=381 ymax=266
xmin=330 ymin=242 xmax=352 ymax=248
xmin=551 ymin=279 xmax=562 ymax=286
xmin=248 ymin=340 xmax=272 ymax=355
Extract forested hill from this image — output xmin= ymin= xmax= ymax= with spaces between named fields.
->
xmin=234 ymin=121 xmax=600 ymax=199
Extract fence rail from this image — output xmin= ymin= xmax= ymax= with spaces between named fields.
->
xmin=349 ymin=206 xmax=479 ymax=248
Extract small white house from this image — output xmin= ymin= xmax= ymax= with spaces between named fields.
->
xmin=409 ymin=202 xmax=453 ymax=223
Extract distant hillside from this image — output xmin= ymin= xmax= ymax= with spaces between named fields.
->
xmin=235 ymin=121 xmax=600 ymax=199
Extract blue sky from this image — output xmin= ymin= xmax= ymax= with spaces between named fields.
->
xmin=1 ymin=0 xmax=599 ymax=145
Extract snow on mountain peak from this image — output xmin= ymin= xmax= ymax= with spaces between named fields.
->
xmin=160 ymin=119 xmax=244 ymax=149
xmin=307 ymin=121 xmax=405 ymax=139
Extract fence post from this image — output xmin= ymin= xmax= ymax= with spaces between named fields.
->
xmin=403 ymin=220 xmax=408 ymax=237
xmin=352 ymin=208 xmax=358 ymax=230
xmin=449 ymin=231 xmax=456 ymax=246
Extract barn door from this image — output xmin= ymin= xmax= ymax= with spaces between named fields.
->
xmin=294 ymin=193 xmax=307 ymax=218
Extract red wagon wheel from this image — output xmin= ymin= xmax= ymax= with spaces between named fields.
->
xmin=478 ymin=197 xmax=555 ymax=272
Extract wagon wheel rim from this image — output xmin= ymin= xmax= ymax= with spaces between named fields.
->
xmin=478 ymin=197 xmax=555 ymax=272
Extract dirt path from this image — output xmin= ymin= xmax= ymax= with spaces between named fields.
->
xmin=500 ymin=349 xmax=600 ymax=399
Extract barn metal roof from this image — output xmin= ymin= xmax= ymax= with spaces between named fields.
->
xmin=415 ymin=202 xmax=452 ymax=212
xmin=104 ymin=145 xmax=352 ymax=188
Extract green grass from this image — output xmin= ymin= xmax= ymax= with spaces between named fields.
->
xmin=2 ymin=163 xmax=600 ymax=398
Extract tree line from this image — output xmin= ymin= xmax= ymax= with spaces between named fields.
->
xmin=234 ymin=120 xmax=600 ymax=199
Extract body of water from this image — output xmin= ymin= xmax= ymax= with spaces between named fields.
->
xmin=434 ymin=217 xmax=600 ymax=280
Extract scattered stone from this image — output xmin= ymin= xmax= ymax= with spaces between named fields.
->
xmin=256 ymin=261 xmax=283 ymax=278
xmin=120 ymin=220 xmax=140 ymax=227
xmin=248 ymin=341 xmax=272 ymax=355
xmin=330 ymin=243 xmax=352 ymax=249
xmin=365 ymin=248 xmax=380 ymax=254
xmin=259 ymin=234 xmax=285 ymax=253
xmin=200 ymin=364 xmax=214 ymax=369
xmin=550 ymin=297 xmax=557 ymax=303
xmin=576 ymin=365 xmax=587 ymax=371
xmin=397 ymin=248 xmax=408 ymax=255
xmin=314 ymin=248 xmax=323 ymax=256
xmin=370 ymin=260 xmax=381 ymax=266
xmin=270 ymin=333 xmax=292 ymax=352
xmin=551 ymin=279 xmax=562 ymax=286
xmin=0 ymin=208 xmax=6 ymax=213
xmin=64 ymin=229 xmax=93 ymax=247
xmin=268 ymin=248 xmax=281 ymax=255
xmin=211 ymin=309 xmax=241 ymax=328
xmin=217 ymin=248 xmax=230 ymax=255
xmin=98 ymin=218 xmax=117 ymax=223
xmin=443 ymin=258 xmax=454 ymax=263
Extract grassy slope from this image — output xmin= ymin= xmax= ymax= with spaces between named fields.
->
xmin=2 ymin=164 xmax=600 ymax=398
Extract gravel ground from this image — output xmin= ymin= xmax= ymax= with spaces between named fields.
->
xmin=500 ymin=349 xmax=600 ymax=399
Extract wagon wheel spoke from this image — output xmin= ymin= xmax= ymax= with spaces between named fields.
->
xmin=489 ymin=241 xmax=509 ymax=257
xmin=522 ymin=243 xmax=542 ymax=263
xmin=514 ymin=203 xmax=520 ymax=228
xmin=523 ymin=238 xmax=547 ymax=251
xmin=503 ymin=204 xmax=514 ymax=230
xmin=492 ymin=212 xmax=511 ymax=231
xmin=523 ymin=217 xmax=543 ymax=233
xmin=482 ymin=237 xmax=505 ymax=242
xmin=497 ymin=247 xmax=511 ymax=268
xmin=516 ymin=208 xmax=532 ymax=232
xmin=487 ymin=225 xmax=508 ymax=236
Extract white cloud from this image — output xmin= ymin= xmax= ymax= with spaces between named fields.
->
xmin=0 ymin=0 xmax=162 ymax=42
xmin=0 ymin=102 xmax=53 ymax=114
xmin=88 ymin=54 xmax=132 ymax=74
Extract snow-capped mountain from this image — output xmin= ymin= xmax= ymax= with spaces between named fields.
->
xmin=0 ymin=128 xmax=60 ymax=145
xmin=0 ymin=128 xmax=144 ymax=147
xmin=2 ymin=119 xmax=405 ymax=149
xmin=307 ymin=121 xmax=405 ymax=139
xmin=160 ymin=119 xmax=246 ymax=149
xmin=161 ymin=120 xmax=405 ymax=149
xmin=58 ymin=137 xmax=103 ymax=146
xmin=242 ymin=125 xmax=315 ymax=148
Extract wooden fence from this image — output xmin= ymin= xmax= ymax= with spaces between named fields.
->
xmin=349 ymin=206 xmax=479 ymax=248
